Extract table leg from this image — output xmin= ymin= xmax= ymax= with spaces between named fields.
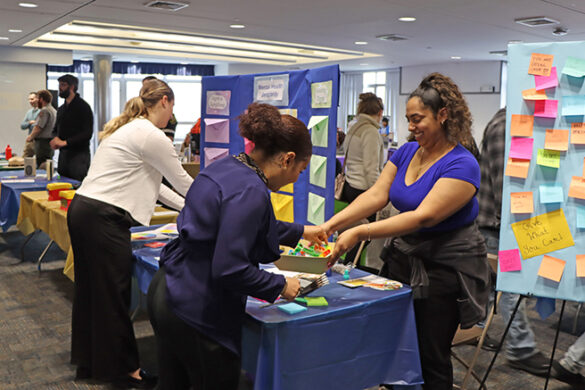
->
xmin=20 ymin=230 xmax=38 ymax=262
xmin=37 ymin=239 xmax=54 ymax=272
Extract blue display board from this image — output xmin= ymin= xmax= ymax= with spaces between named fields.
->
xmin=200 ymin=65 xmax=340 ymax=226
xmin=499 ymin=41 xmax=585 ymax=302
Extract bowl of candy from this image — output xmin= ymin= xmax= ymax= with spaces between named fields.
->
xmin=274 ymin=239 xmax=334 ymax=274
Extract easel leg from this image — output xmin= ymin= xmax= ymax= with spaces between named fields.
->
xmin=544 ymin=300 xmax=566 ymax=390
xmin=478 ymin=294 xmax=524 ymax=389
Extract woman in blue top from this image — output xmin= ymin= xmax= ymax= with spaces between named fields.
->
xmin=147 ymin=103 xmax=327 ymax=390
xmin=321 ymin=73 xmax=491 ymax=390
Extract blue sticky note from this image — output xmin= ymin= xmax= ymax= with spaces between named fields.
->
xmin=539 ymin=185 xmax=563 ymax=203
xmin=577 ymin=205 xmax=585 ymax=228
xmin=278 ymin=302 xmax=308 ymax=315
xmin=535 ymin=297 xmax=556 ymax=320
xmin=561 ymin=95 xmax=585 ymax=116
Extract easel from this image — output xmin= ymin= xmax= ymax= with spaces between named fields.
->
xmin=478 ymin=295 xmax=567 ymax=390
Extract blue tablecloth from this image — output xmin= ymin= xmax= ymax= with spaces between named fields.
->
xmin=131 ymin=226 xmax=423 ymax=390
xmin=0 ymin=173 xmax=78 ymax=231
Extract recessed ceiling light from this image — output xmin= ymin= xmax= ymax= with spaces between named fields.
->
xmin=354 ymin=41 xmax=368 ymax=45
xmin=360 ymin=63 xmax=369 ymax=66
xmin=451 ymin=56 xmax=461 ymax=60
xmin=398 ymin=16 xmax=416 ymax=22
xmin=0 ymin=37 xmax=9 ymax=40
xmin=9 ymin=29 xmax=23 ymax=33
xmin=130 ymin=60 xmax=139 ymax=63
xmin=18 ymin=2 xmax=38 ymax=8
xmin=229 ymin=24 xmax=245 ymax=29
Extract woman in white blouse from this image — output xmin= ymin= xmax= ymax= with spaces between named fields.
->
xmin=67 ymin=79 xmax=193 ymax=389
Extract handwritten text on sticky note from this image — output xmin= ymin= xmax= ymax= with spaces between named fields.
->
xmin=511 ymin=209 xmax=574 ymax=259
xmin=529 ymin=53 xmax=554 ymax=76
xmin=499 ymin=249 xmax=522 ymax=272
xmin=511 ymin=192 xmax=534 ymax=214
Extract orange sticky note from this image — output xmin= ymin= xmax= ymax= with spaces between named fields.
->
xmin=505 ymin=158 xmax=530 ymax=179
xmin=510 ymin=115 xmax=534 ymax=137
xmin=571 ymin=123 xmax=585 ymax=145
xmin=577 ymin=255 xmax=585 ymax=277
xmin=583 ymin=157 xmax=585 ymax=178
xmin=510 ymin=192 xmax=534 ymax=214
xmin=544 ymin=129 xmax=569 ymax=151
xmin=569 ymin=176 xmax=585 ymax=199
xmin=522 ymin=88 xmax=548 ymax=100
xmin=538 ymin=255 xmax=565 ymax=282
xmin=529 ymin=53 xmax=554 ymax=76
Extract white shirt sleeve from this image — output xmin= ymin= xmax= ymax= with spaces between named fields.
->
xmin=158 ymin=183 xmax=185 ymax=211
xmin=140 ymin=129 xmax=193 ymax=197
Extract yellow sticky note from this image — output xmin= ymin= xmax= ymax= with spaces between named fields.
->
xmin=569 ymin=176 xmax=585 ymax=200
xmin=511 ymin=192 xmax=534 ymax=214
xmin=510 ymin=114 xmax=534 ymax=137
xmin=577 ymin=255 xmax=585 ymax=278
xmin=522 ymin=88 xmax=548 ymax=100
xmin=270 ymin=192 xmax=294 ymax=223
xmin=279 ymin=108 xmax=298 ymax=118
xmin=529 ymin=53 xmax=554 ymax=76
xmin=536 ymin=149 xmax=560 ymax=168
xmin=511 ymin=209 xmax=575 ymax=259
xmin=544 ymin=129 xmax=569 ymax=151
xmin=505 ymin=158 xmax=530 ymax=178
xmin=537 ymin=255 xmax=566 ymax=282
xmin=280 ymin=183 xmax=294 ymax=193
xmin=572 ymin=123 xmax=585 ymax=145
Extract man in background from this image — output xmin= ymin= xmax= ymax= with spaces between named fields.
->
xmin=26 ymin=90 xmax=56 ymax=168
xmin=379 ymin=116 xmax=390 ymax=148
xmin=20 ymin=92 xmax=40 ymax=157
xmin=477 ymin=107 xmax=549 ymax=376
xmin=50 ymin=74 xmax=93 ymax=181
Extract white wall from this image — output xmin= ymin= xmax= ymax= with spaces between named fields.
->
xmin=396 ymin=61 xmax=504 ymax=147
xmin=0 ymin=47 xmax=71 ymax=157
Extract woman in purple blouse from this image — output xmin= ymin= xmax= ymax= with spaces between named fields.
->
xmin=147 ymin=103 xmax=327 ymax=390
xmin=321 ymin=73 xmax=491 ymax=390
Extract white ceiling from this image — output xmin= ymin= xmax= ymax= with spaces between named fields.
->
xmin=1 ymin=0 xmax=585 ymax=70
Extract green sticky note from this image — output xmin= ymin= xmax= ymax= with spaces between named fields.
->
xmin=295 ymin=297 xmax=307 ymax=304
xmin=536 ymin=148 xmax=560 ymax=168
xmin=562 ymin=57 xmax=585 ymax=78
xmin=311 ymin=80 xmax=332 ymax=108
xmin=304 ymin=296 xmax=328 ymax=306
xmin=309 ymin=155 xmax=327 ymax=188
xmin=307 ymin=192 xmax=325 ymax=225
xmin=308 ymin=115 xmax=329 ymax=147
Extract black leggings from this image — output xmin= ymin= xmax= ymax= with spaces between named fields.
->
xmin=147 ymin=268 xmax=241 ymax=390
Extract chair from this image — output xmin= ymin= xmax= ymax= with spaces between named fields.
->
xmin=451 ymin=253 xmax=500 ymax=390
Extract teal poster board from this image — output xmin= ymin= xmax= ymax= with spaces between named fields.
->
xmin=498 ymin=41 xmax=585 ymax=302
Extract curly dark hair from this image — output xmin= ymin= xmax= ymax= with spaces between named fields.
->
xmin=407 ymin=73 xmax=473 ymax=147
xmin=357 ymin=92 xmax=384 ymax=116
xmin=238 ymin=103 xmax=312 ymax=160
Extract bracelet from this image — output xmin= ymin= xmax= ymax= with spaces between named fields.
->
xmin=367 ymin=222 xmax=371 ymax=241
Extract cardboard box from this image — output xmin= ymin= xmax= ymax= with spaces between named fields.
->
xmin=274 ymin=240 xmax=334 ymax=274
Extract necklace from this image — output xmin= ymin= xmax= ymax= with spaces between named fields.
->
xmin=416 ymin=146 xmax=452 ymax=178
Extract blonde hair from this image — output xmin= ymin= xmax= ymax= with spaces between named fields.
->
xmin=100 ymin=79 xmax=174 ymax=140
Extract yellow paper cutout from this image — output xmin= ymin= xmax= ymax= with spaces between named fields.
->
xmin=537 ymin=255 xmax=566 ymax=282
xmin=511 ymin=192 xmax=534 ymax=214
xmin=280 ymin=183 xmax=294 ymax=193
xmin=511 ymin=209 xmax=575 ymax=259
xmin=510 ymin=114 xmax=534 ymax=137
xmin=536 ymin=149 xmax=560 ymax=168
xmin=270 ymin=192 xmax=294 ymax=223
xmin=522 ymin=88 xmax=548 ymax=100
xmin=505 ymin=158 xmax=530 ymax=179
xmin=571 ymin=123 xmax=585 ymax=145
xmin=544 ymin=129 xmax=569 ymax=151
xmin=577 ymin=255 xmax=585 ymax=278
xmin=528 ymin=53 xmax=554 ymax=76
xmin=569 ymin=176 xmax=585 ymax=200
xmin=279 ymin=108 xmax=298 ymax=118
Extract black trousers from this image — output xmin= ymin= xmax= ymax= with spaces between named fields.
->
xmin=67 ymin=194 xmax=139 ymax=380
xmin=58 ymin=148 xmax=90 ymax=181
xmin=341 ymin=182 xmax=376 ymax=265
xmin=34 ymin=138 xmax=54 ymax=168
xmin=147 ymin=268 xmax=241 ymax=390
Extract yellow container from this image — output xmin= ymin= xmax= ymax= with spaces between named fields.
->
xmin=59 ymin=190 xmax=76 ymax=210
xmin=47 ymin=182 xmax=73 ymax=201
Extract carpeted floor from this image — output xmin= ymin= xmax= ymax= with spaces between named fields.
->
xmin=1 ymin=227 xmax=584 ymax=389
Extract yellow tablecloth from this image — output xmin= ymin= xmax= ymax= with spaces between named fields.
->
xmin=16 ymin=191 xmax=179 ymax=281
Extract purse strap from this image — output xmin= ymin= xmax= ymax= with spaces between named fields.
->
xmin=340 ymin=119 xmax=366 ymax=173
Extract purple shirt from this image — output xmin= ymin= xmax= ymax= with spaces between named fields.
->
xmin=160 ymin=156 xmax=303 ymax=355
xmin=389 ymin=142 xmax=480 ymax=232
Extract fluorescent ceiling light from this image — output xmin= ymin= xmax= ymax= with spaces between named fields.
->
xmin=451 ymin=56 xmax=461 ymax=59
xmin=9 ymin=29 xmax=23 ymax=33
xmin=0 ymin=37 xmax=9 ymax=40
xmin=354 ymin=41 xmax=368 ymax=45
xmin=26 ymin=21 xmax=380 ymax=66
xmin=229 ymin=24 xmax=245 ymax=29
xmin=18 ymin=2 xmax=38 ymax=7
xmin=398 ymin=16 xmax=416 ymax=22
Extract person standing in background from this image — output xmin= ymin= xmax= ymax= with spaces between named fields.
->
xmin=380 ymin=116 xmax=390 ymax=148
xmin=50 ymin=74 xmax=94 ymax=181
xmin=20 ymin=92 xmax=40 ymax=158
xmin=26 ymin=90 xmax=56 ymax=168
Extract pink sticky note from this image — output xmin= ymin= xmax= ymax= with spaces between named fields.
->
xmin=509 ymin=137 xmax=534 ymax=160
xmin=535 ymin=67 xmax=559 ymax=90
xmin=499 ymin=249 xmax=522 ymax=272
xmin=534 ymin=100 xmax=558 ymax=118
